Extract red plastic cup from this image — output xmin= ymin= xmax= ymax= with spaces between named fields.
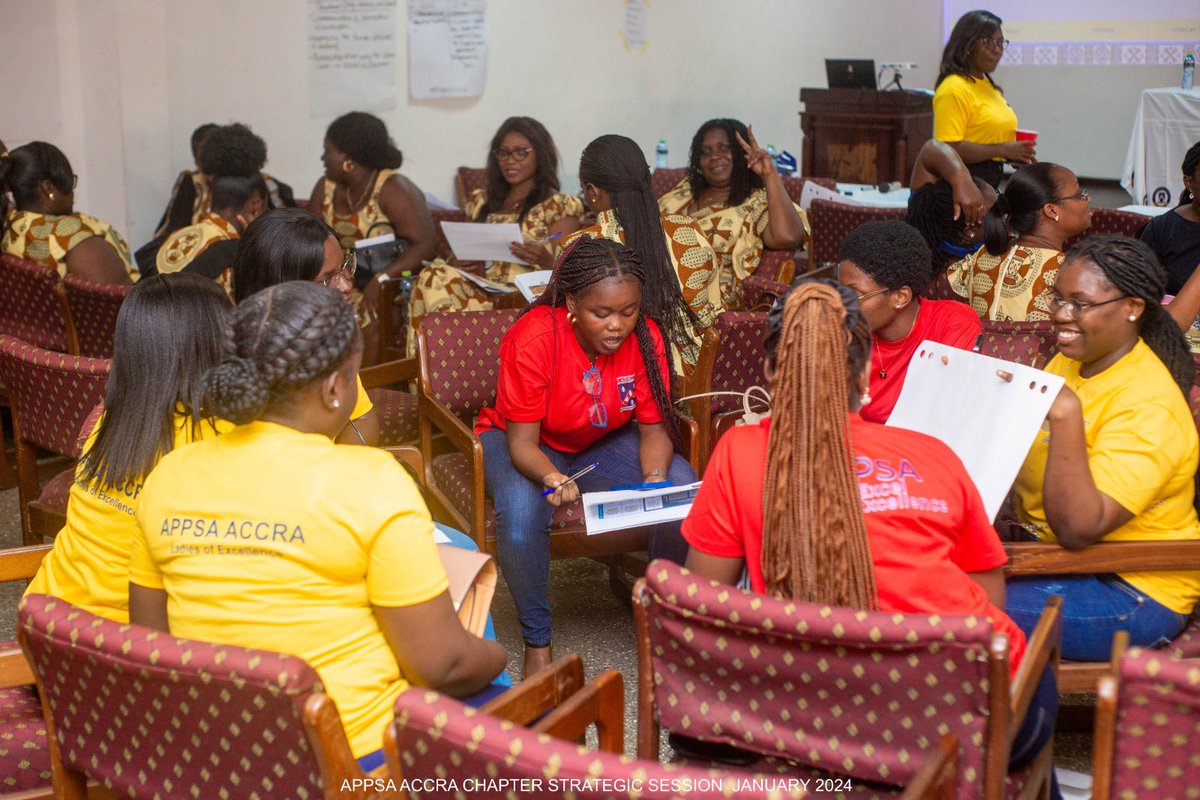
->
xmin=1015 ymin=129 xmax=1038 ymax=142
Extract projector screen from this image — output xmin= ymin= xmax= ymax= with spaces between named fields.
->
xmin=943 ymin=1 xmax=1200 ymax=67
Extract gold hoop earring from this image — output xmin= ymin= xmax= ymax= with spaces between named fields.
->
xmin=566 ymin=311 xmax=577 ymax=325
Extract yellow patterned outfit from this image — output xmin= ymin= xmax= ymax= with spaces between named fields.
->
xmin=320 ymin=169 xmax=404 ymax=325
xmin=562 ymin=208 xmax=721 ymax=373
xmin=406 ymin=188 xmax=584 ymax=356
xmin=155 ymin=212 xmax=239 ymax=294
xmin=946 ymin=244 xmax=1062 ymax=321
xmin=657 ymin=178 xmax=808 ymax=309
xmin=2 ymin=209 xmax=138 ymax=281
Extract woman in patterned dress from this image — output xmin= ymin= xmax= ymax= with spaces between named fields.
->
xmin=0 ymin=140 xmax=136 ymax=284
xmin=566 ymin=134 xmax=720 ymax=374
xmin=407 ymin=117 xmax=584 ymax=355
xmin=658 ymin=119 xmax=807 ymax=309
xmin=307 ymin=112 xmax=435 ymax=351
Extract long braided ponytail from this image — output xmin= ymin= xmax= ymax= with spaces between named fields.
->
xmin=760 ymin=280 xmax=877 ymax=607
xmin=205 ymin=282 xmax=361 ymax=424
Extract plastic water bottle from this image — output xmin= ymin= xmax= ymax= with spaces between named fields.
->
xmin=655 ymin=138 xmax=669 ymax=169
xmin=397 ymin=270 xmax=415 ymax=327
xmin=1184 ymin=53 xmax=1196 ymax=90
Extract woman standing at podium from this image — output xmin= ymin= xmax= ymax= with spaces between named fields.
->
xmin=934 ymin=10 xmax=1035 ymax=188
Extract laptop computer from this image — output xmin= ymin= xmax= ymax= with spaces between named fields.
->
xmin=826 ymin=59 xmax=877 ymax=89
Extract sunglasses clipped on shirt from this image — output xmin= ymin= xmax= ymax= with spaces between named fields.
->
xmin=582 ymin=365 xmax=608 ymax=428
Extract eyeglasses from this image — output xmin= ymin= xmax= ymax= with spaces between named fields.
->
xmin=322 ymin=250 xmax=356 ymax=288
xmin=582 ymin=365 xmax=608 ymax=428
xmin=980 ymin=37 xmax=1010 ymax=51
xmin=700 ymin=143 xmax=733 ymax=158
xmin=856 ymin=287 xmax=891 ymax=302
xmin=492 ymin=146 xmax=533 ymax=163
xmin=1048 ymin=293 xmax=1127 ymax=321
xmin=1053 ymin=188 xmax=1091 ymax=203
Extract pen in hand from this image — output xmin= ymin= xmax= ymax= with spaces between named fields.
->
xmin=541 ymin=462 xmax=599 ymax=497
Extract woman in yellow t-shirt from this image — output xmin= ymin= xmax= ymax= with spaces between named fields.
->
xmin=129 ymin=281 xmax=506 ymax=767
xmin=1008 ymin=236 xmax=1200 ymax=661
xmin=25 ymin=273 xmax=231 ymax=621
xmin=934 ymin=10 xmax=1035 ymax=188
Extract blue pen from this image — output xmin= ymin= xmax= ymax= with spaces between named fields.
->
xmin=541 ymin=462 xmax=599 ymax=497
xmin=535 ymin=231 xmax=564 ymax=247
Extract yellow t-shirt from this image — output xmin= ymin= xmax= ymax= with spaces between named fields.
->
xmin=933 ymin=74 xmax=1017 ymax=152
xmin=352 ymin=374 xmax=373 ymax=420
xmin=1014 ymin=341 xmax=1200 ymax=614
xmin=26 ymin=412 xmax=229 ymax=622
xmin=130 ymin=420 xmax=448 ymax=758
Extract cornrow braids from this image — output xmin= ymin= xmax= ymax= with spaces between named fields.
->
xmin=761 ymin=280 xmax=877 ymax=608
xmin=531 ymin=237 xmax=682 ymax=447
xmin=205 ymin=282 xmax=361 ymax=424
xmin=1180 ymin=140 xmax=1200 ymax=206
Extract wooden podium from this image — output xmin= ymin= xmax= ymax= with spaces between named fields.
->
xmin=799 ymin=88 xmax=933 ymax=186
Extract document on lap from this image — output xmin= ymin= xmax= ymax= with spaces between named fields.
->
xmin=582 ymin=482 xmax=702 ymax=535
xmin=886 ymin=341 xmax=1064 ymax=521
xmin=441 ymin=221 xmax=528 ymax=264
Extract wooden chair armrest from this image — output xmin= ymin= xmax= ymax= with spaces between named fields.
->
xmin=359 ymin=357 xmax=418 ymax=390
xmin=0 ymin=544 xmax=53 ymax=582
xmin=419 ymin=395 xmax=480 ymax=458
xmin=1009 ymin=595 xmax=1062 ymax=746
xmin=480 ymin=654 xmax=585 ymax=726
xmin=899 ymin=734 xmax=957 ymax=800
xmin=678 ymin=415 xmax=701 ymax=474
xmin=532 ymin=670 xmax=624 ymax=753
xmin=0 ymin=648 xmax=34 ymax=689
xmin=1005 ymin=540 xmax=1200 ymax=575
xmin=302 ymin=694 xmax=369 ymax=800
xmin=384 ymin=446 xmax=424 ymax=487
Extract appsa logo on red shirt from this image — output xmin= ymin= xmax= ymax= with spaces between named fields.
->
xmin=617 ymin=375 xmax=636 ymax=411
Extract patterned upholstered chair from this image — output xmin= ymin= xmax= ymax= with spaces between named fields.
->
xmin=429 ymin=208 xmax=470 ymax=263
xmin=0 ymin=255 xmax=75 ymax=355
xmin=454 ymin=167 xmax=487 ymax=210
xmin=61 ymin=275 xmax=130 ymax=359
xmin=357 ymin=358 xmax=419 ymax=447
xmin=650 ymin=168 xmax=688 ymax=200
xmin=974 ymin=321 xmax=1057 ymax=369
xmin=634 ymin=561 xmax=1061 ymax=800
xmin=0 ymin=544 xmax=54 ymax=798
xmin=683 ymin=312 xmax=768 ymax=473
xmin=17 ymin=594 xmax=381 ymax=800
xmin=0 ymin=337 xmax=109 ymax=545
xmin=385 ymin=663 xmax=960 ymax=799
xmin=1092 ymin=633 xmax=1200 ymax=800
xmin=1064 ymin=208 xmax=1150 ymax=251
xmin=808 ymin=200 xmax=907 ymax=268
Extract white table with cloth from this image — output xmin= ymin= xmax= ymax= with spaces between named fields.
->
xmin=1122 ymin=87 xmax=1200 ymax=208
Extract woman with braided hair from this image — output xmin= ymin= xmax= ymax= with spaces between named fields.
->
xmin=681 ymin=278 xmax=1057 ymax=775
xmin=476 ymin=236 xmax=696 ymax=678
xmin=905 ymin=138 xmax=997 ymax=276
xmin=1008 ymin=235 xmax=1200 ymax=661
xmin=130 ymin=281 xmax=506 ymax=769
xmin=946 ymin=162 xmax=1091 ymax=321
xmin=564 ymin=134 xmax=719 ymax=373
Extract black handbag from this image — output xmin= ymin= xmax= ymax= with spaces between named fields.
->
xmin=354 ymin=222 xmax=409 ymax=289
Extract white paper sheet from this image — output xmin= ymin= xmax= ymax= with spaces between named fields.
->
xmin=408 ymin=0 xmax=487 ymax=100
xmin=886 ymin=341 xmax=1064 ymax=521
xmin=513 ymin=270 xmax=553 ymax=302
xmin=799 ymin=180 xmax=863 ymax=210
xmin=583 ymin=482 xmax=702 ymax=535
xmin=446 ymin=265 xmax=513 ymax=294
xmin=307 ymin=0 xmax=398 ymax=116
xmin=440 ymin=221 xmax=526 ymax=263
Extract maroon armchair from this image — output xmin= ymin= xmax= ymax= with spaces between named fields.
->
xmin=61 ymin=274 xmax=130 ymax=359
xmin=18 ymin=594 xmax=381 ymax=800
xmin=634 ymin=560 xmax=1061 ymax=800
xmin=1064 ymin=208 xmax=1150 ymax=251
xmin=0 ymin=336 xmax=109 ymax=544
xmin=975 ymin=320 xmax=1057 ymax=368
xmin=454 ymin=166 xmax=487 ymax=210
xmin=808 ymin=199 xmax=907 ymax=267
xmin=0 ymin=255 xmax=75 ymax=354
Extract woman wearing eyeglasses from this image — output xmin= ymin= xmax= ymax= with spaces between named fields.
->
xmin=934 ymin=10 xmax=1035 ymax=189
xmin=1006 ymin=236 xmax=1200 ymax=661
xmin=946 ymin=162 xmax=1092 ymax=321
xmin=0 ymin=140 xmax=136 ymax=284
xmin=657 ymin=119 xmax=807 ymax=309
xmin=407 ymin=117 xmax=583 ymax=355
xmin=476 ymin=237 xmax=695 ymax=679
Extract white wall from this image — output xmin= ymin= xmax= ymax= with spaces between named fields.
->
xmin=0 ymin=0 xmax=1180 ymax=249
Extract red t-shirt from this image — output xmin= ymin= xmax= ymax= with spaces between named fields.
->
xmin=475 ymin=306 xmax=668 ymax=453
xmin=864 ymin=299 xmax=981 ymax=424
xmin=682 ymin=414 xmax=1025 ymax=675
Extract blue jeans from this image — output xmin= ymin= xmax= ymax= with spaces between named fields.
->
xmin=1006 ymin=574 xmax=1188 ymax=662
xmin=480 ymin=424 xmax=695 ymax=646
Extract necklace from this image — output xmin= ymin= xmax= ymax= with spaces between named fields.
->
xmin=341 ymin=169 xmax=379 ymax=212
xmin=873 ymin=308 xmax=921 ymax=379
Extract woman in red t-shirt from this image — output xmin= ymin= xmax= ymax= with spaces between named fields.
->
xmin=680 ymin=280 xmax=1057 ymax=779
xmin=837 ymin=220 xmax=981 ymax=423
xmin=477 ymin=237 xmax=696 ymax=678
